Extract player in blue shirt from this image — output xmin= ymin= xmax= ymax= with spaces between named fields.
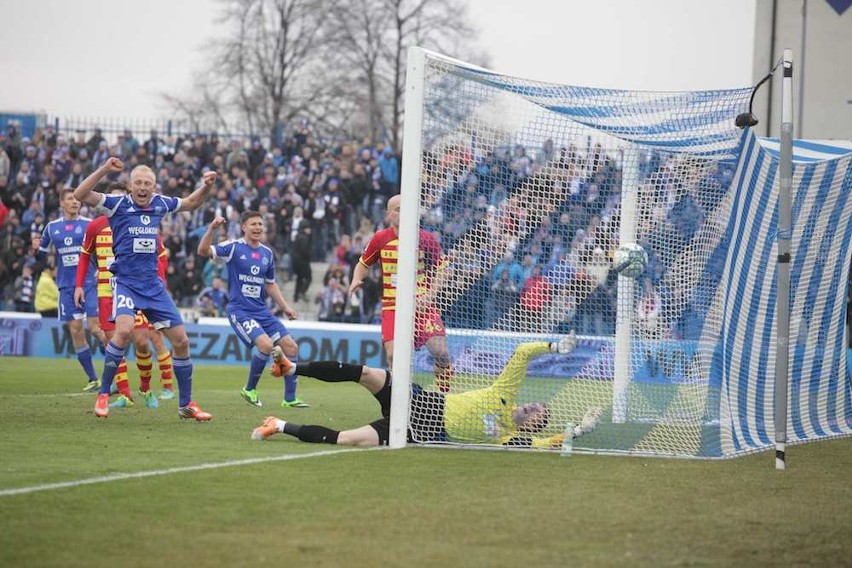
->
xmin=197 ymin=211 xmax=307 ymax=408
xmin=35 ymin=188 xmax=104 ymax=391
xmin=74 ymin=157 xmax=217 ymax=420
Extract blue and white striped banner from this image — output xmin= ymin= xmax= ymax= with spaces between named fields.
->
xmin=759 ymin=137 xmax=852 ymax=163
xmin=712 ymin=129 xmax=852 ymax=455
xmin=451 ymin=66 xmax=752 ymax=161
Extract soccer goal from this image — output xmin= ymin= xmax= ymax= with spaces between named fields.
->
xmin=389 ymin=47 xmax=852 ymax=458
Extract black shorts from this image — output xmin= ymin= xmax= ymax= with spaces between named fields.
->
xmin=368 ymin=417 xmax=393 ymax=446
xmin=368 ymin=383 xmax=447 ymax=445
xmin=368 ymin=371 xmax=393 ymax=445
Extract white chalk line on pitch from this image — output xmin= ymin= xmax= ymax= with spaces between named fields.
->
xmin=0 ymin=447 xmax=382 ymax=497
xmin=1 ymin=392 xmax=92 ymax=398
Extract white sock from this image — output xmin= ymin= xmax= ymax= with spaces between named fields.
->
xmin=276 ymin=419 xmax=287 ymax=432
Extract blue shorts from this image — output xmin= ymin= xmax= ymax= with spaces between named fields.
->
xmin=112 ymin=277 xmax=183 ymax=330
xmin=58 ymin=284 xmax=98 ymax=322
xmin=227 ymin=307 xmax=289 ymax=347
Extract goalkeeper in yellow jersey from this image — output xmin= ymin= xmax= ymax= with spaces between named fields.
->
xmin=251 ymin=333 xmax=601 ymax=449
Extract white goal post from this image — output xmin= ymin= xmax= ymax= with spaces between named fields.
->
xmin=388 ymin=47 xmax=426 ymax=448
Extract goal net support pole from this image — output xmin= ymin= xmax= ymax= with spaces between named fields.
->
xmin=612 ymin=146 xmax=640 ymax=423
xmin=774 ymin=48 xmax=794 ymax=470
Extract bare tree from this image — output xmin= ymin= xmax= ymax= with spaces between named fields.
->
xmin=161 ymin=0 xmax=485 ymax=148
xmin=160 ymin=71 xmax=233 ymax=134
xmin=325 ymin=0 xmax=484 ymax=150
xmin=324 ymin=0 xmax=393 ymax=143
xmin=162 ymin=0 xmax=336 ymax=142
xmin=386 ymin=0 xmax=484 ymax=150
xmin=218 ymin=0 xmax=334 ymax=140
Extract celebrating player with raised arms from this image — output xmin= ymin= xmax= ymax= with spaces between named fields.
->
xmin=74 ymin=157 xmax=216 ymax=420
xmin=197 ymin=211 xmax=306 ymax=409
xmin=74 ymin=181 xmax=176 ymax=410
xmin=35 ymin=188 xmax=105 ymax=391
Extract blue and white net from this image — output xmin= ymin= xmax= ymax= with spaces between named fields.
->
xmin=404 ymin=51 xmax=852 ymax=457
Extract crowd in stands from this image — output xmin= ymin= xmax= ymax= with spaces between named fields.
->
xmin=1 ymin=117 xmax=724 ymax=339
xmin=418 ymin=140 xmax=627 ymax=337
xmin=0 ymin=121 xmax=396 ymax=323
xmin=420 ymin=139 xmax=725 ymax=340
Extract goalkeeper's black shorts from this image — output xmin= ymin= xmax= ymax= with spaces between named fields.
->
xmin=368 ymin=383 xmax=447 ymax=445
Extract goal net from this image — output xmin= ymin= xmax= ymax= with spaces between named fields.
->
xmin=391 ymin=48 xmax=852 ymax=457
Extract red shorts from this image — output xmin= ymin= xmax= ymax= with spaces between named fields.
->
xmin=381 ymin=308 xmax=446 ymax=349
xmin=97 ymin=297 xmax=151 ymax=332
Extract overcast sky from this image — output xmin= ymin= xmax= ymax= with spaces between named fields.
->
xmin=0 ymin=0 xmax=756 ymax=120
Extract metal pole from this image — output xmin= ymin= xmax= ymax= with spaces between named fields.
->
xmin=612 ymin=145 xmax=639 ymax=423
xmin=775 ymin=49 xmax=794 ymax=471
xmin=387 ymin=47 xmax=427 ymax=448
xmin=797 ymin=0 xmax=807 ymax=138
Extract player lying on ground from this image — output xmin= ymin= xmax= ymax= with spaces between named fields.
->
xmin=253 ymin=333 xmax=601 ymax=448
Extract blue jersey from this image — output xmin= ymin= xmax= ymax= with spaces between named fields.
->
xmin=211 ymin=238 xmax=276 ymax=312
xmin=97 ymin=193 xmax=180 ymax=284
xmin=40 ymin=217 xmax=96 ymax=290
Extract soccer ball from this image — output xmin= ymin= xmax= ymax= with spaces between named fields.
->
xmin=612 ymin=243 xmax=647 ymax=278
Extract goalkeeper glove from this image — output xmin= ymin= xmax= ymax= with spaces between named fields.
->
xmin=550 ymin=331 xmax=577 ymax=354
xmin=531 ymin=433 xmax=565 ymax=449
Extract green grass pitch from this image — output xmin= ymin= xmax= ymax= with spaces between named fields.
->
xmin=1 ymin=358 xmax=850 ymax=567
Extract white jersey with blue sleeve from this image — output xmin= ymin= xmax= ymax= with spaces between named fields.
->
xmin=96 ymin=193 xmax=180 ymax=284
xmin=211 ymin=238 xmax=276 ymax=312
xmin=40 ymin=217 xmax=96 ymax=290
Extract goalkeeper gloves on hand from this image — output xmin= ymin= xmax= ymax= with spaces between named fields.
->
xmin=550 ymin=331 xmax=577 ymax=354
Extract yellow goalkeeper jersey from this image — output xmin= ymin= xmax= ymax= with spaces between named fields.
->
xmin=443 ymin=342 xmax=551 ymax=445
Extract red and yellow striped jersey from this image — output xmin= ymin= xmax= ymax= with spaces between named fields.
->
xmin=358 ymin=227 xmax=447 ymax=311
